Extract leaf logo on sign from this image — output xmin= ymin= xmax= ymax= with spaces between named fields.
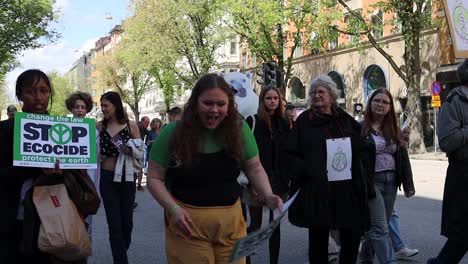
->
xmin=49 ymin=124 xmax=72 ymax=145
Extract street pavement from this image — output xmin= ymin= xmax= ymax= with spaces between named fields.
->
xmin=88 ymin=159 xmax=468 ymax=264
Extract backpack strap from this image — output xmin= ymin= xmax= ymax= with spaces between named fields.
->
xmin=245 ymin=115 xmax=256 ymax=133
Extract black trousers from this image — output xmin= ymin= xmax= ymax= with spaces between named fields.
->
xmin=246 ymin=206 xmax=281 ymax=264
xmin=308 ymin=227 xmax=361 ymax=264
xmin=100 ymin=170 xmax=136 ymax=264
xmin=433 ymin=238 xmax=468 ymax=263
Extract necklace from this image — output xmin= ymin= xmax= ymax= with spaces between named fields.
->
xmin=371 ymin=126 xmax=382 ymax=135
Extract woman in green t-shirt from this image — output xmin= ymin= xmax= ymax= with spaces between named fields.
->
xmin=147 ymin=73 xmax=283 ymax=264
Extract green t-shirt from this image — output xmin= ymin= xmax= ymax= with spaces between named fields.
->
xmin=150 ymin=120 xmax=258 ymax=167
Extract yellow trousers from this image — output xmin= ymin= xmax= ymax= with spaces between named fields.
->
xmin=165 ymin=199 xmax=247 ymax=264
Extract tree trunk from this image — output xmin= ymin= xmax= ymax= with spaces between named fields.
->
xmin=405 ymin=30 xmax=426 ymax=153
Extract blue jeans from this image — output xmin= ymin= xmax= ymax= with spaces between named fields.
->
xmin=389 ymin=207 xmax=406 ymax=252
xmin=361 ymin=171 xmax=397 ymax=264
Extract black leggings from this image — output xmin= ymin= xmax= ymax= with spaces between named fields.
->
xmin=308 ymin=227 xmax=361 ymax=264
xmin=246 ymin=206 xmax=281 ymax=264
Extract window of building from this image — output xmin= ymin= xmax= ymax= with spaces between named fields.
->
xmin=311 ymin=0 xmax=319 ymax=15
xmin=328 ymin=71 xmax=346 ymax=108
xmin=289 ymin=77 xmax=305 ymax=101
xmin=294 ymin=34 xmax=303 ymax=58
xmin=371 ymin=10 xmax=384 ymax=38
xmin=329 ymin=34 xmax=338 ymax=50
xmin=251 ymin=53 xmax=257 ymax=67
xmin=344 ymin=9 xmax=362 ymax=43
xmin=363 ymin=64 xmax=387 ymax=101
xmin=230 ymin=39 xmax=237 ymax=55
xmin=241 ymin=51 xmax=247 ymax=69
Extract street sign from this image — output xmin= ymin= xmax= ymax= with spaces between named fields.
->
xmin=431 ymin=81 xmax=442 ymax=96
xmin=431 ymin=95 xmax=441 ymax=108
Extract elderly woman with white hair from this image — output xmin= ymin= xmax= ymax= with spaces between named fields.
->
xmin=285 ymin=75 xmax=369 ymax=264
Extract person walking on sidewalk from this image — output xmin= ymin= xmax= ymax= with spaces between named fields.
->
xmin=146 ymin=74 xmax=283 ymax=264
xmin=98 ymin=92 xmax=141 ymax=264
xmin=136 ymin=116 xmax=149 ymax=192
xmin=389 ymin=207 xmax=419 ymax=260
xmin=285 ymin=75 xmax=369 ymax=264
xmin=428 ymin=59 xmax=468 ymax=264
xmin=360 ymin=88 xmax=415 ymax=264
xmin=245 ymin=86 xmax=289 ymax=264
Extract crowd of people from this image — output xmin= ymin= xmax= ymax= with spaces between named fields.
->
xmin=0 ymin=59 xmax=467 ymax=264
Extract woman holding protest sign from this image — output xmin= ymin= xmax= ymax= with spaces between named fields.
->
xmin=97 ymin=91 xmax=141 ymax=264
xmin=146 ymin=73 xmax=283 ymax=264
xmin=0 ymin=69 xmax=60 ymax=264
xmin=285 ymin=75 xmax=369 ymax=264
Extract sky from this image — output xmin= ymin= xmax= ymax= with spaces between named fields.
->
xmin=5 ymin=0 xmax=132 ymax=101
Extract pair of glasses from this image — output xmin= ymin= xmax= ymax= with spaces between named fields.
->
xmin=372 ymin=99 xmax=391 ymax=106
xmin=22 ymin=89 xmax=51 ymax=97
xmin=311 ymin=90 xmax=327 ymax=96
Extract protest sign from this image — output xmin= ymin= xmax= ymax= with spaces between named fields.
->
xmin=229 ymin=191 xmax=299 ymax=263
xmin=13 ymin=112 xmax=97 ymax=169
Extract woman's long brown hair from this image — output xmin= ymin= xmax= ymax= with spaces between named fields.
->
xmin=257 ymin=86 xmax=284 ymax=129
xmin=170 ymin=74 xmax=244 ymax=166
xmin=362 ymin=88 xmax=405 ymax=147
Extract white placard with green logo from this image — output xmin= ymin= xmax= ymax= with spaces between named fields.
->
xmin=13 ymin=112 xmax=97 ymax=169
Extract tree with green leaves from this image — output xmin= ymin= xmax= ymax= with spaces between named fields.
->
xmin=0 ymin=0 xmax=59 ymax=82
xmin=335 ymin=0 xmax=435 ymax=153
xmin=49 ymin=71 xmax=73 ymax=116
xmin=123 ymin=0 xmax=228 ymax=89
xmin=223 ymin=0 xmax=339 ymax=94
xmin=92 ymin=45 xmax=155 ymax=121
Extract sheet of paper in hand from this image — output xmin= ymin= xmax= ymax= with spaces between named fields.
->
xmin=110 ymin=133 xmax=126 ymax=153
xmin=326 ymin=137 xmax=352 ymax=182
xmin=229 ymin=191 xmax=300 ymax=263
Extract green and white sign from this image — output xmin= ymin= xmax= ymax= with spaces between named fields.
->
xmin=13 ymin=112 xmax=97 ymax=169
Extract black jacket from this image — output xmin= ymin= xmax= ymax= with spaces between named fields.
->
xmin=285 ymin=109 xmax=369 ymax=231
xmin=246 ymin=114 xmax=290 ymax=195
xmin=361 ymin=128 xmax=415 ymax=195
xmin=0 ymin=119 xmax=44 ymax=263
xmin=437 ymin=85 xmax=468 ymax=241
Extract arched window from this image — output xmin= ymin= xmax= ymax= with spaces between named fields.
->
xmin=289 ymin=77 xmax=305 ymax=100
xmin=328 ymin=71 xmax=346 ymax=107
xmin=363 ymin=64 xmax=387 ymax=101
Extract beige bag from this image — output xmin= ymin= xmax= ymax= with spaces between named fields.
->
xmin=33 ymin=184 xmax=92 ymax=261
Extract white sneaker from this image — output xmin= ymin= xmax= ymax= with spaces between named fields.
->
xmin=395 ymin=247 xmax=419 ymax=260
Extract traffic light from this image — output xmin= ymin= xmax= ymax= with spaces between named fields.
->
xmin=275 ymin=69 xmax=284 ymax=90
xmin=257 ymin=61 xmax=281 ymax=87
xmin=264 ymin=62 xmax=277 ymax=86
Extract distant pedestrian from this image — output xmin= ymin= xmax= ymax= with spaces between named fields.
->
xmin=137 ymin=116 xmax=149 ymax=192
xmin=167 ymin=106 xmax=182 ymax=123
xmin=284 ymin=102 xmax=297 ymax=130
xmin=6 ymin=105 xmax=17 ymax=120
xmin=146 ymin=73 xmax=283 ymax=264
xmin=428 ymin=59 xmax=468 ymax=264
